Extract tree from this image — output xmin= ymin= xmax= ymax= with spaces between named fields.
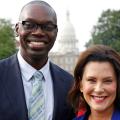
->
xmin=86 ymin=9 xmax=120 ymax=52
xmin=0 ymin=19 xmax=16 ymax=59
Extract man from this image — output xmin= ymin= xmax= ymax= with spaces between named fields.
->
xmin=0 ymin=0 xmax=75 ymax=120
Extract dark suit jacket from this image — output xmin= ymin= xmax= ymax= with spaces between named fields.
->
xmin=0 ymin=54 xmax=75 ymax=120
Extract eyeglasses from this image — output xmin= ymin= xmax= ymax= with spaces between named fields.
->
xmin=19 ymin=21 xmax=57 ymax=32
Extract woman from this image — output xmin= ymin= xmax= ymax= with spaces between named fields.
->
xmin=69 ymin=45 xmax=120 ymax=120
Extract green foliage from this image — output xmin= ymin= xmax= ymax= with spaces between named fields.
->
xmin=86 ymin=9 xmax=120 ymax=52
xmin=0 ymin=19 xmax=16 ymax=59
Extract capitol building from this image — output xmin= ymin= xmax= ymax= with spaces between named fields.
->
xmin=49 ymin=12 xmax=79 ymax=74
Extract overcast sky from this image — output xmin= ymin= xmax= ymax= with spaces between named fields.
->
xmin=1 ymin=0 xmax=120 ymax=51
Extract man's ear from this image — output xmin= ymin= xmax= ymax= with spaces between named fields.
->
xmin=14 ymin=23 xmax=19 ymax=37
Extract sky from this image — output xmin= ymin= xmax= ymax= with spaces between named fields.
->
xmin=1 ymin=0 xmax=120 ymax=51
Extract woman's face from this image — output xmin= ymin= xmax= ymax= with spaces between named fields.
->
xmin=80 ymin=61 xmax=117 ymax=112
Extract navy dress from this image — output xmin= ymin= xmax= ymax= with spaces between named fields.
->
xmin=73 ymin=109 xmax=120 ymax=120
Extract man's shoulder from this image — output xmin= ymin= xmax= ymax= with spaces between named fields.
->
xmin=0 ymin=54 xmax=17 ymax=67
xmin=50 ymin=62 xmax=73 ymax=78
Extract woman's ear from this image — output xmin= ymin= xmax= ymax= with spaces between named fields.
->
xmin=80 ymin=81 xmax=83 ymax=93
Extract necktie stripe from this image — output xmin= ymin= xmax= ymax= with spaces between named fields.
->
xmin=28 ymin=71 xmax=45 ymax=120
xmin=30 ymin=91 xmax=44 ymax=103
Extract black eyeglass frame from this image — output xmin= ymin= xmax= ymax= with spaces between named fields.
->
xmin=19 ymin=20 xmax=57 ymax=32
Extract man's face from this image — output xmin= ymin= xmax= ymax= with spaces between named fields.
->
xmin=15 ymin=4 xmax=58 ymax=61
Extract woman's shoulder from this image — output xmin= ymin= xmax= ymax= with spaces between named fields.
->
xmin=112 ymin=108 xmax=120 ymax=120
xmin=73 ymin=115 xmax=85 ymax=120
xmin=73 ymin=112 xmax=88 ymax=120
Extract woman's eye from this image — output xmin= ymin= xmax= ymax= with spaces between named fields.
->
xmin=104 ymin=79 xmax=112 ymax=84
xmin=87 ymin=79 xmax=96 ymax=83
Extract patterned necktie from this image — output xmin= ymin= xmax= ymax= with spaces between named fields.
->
xmin=28 ymin=71 xmax=45 ymax=120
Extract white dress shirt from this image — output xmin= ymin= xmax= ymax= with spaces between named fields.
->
xmin=17 ymin=51 xmax=54 ymax=120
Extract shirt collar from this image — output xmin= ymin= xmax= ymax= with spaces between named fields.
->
xmin=17 ymin=51 xmax=50 ymax=82
xmin=40 ymin=58 xmax=50 ymax=82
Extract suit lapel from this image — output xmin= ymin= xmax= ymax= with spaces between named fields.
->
xmin=3 ymin=54 xmax=28 ymax=120
xmin=50 ymin=63 xmax=66 ymax=120
xmin=50 ymin=62 xmax=75 ymax=120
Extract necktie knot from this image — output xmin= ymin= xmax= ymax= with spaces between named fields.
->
xmin=33 ymin=71 xmax=44 ymax=81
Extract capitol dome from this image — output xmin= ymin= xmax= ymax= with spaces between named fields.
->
xmin=58 ymin=11 xmax=78 ymax=53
